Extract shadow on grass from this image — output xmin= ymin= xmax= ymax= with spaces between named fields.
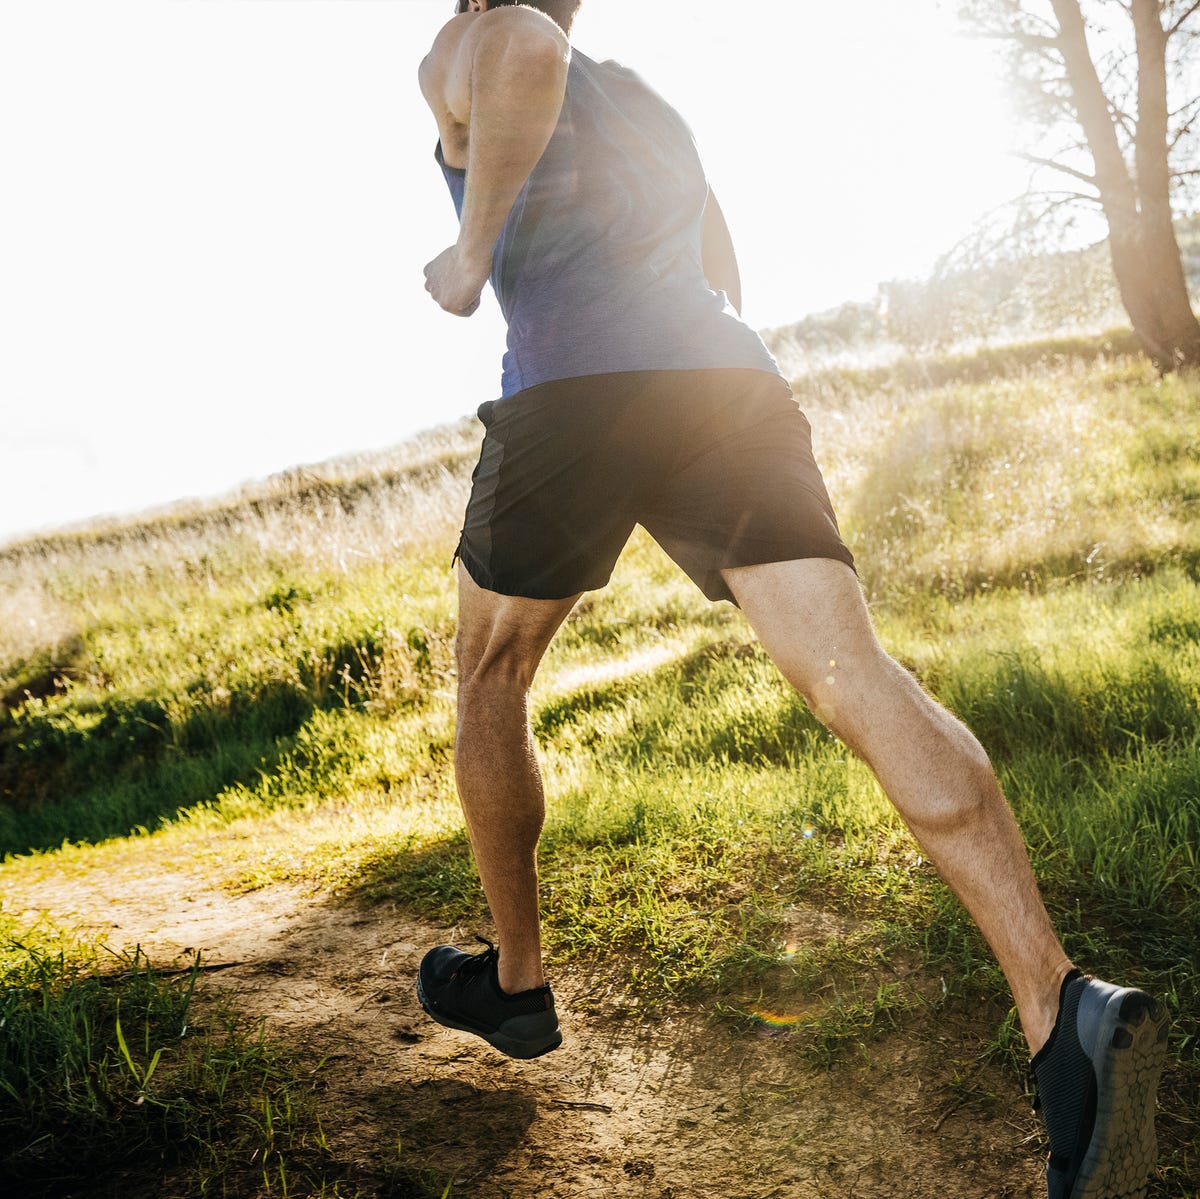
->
xmin=0 ymin=682 xmax=316 ymax=857
xmin=357 ymin=833 xmax=484 ymax=928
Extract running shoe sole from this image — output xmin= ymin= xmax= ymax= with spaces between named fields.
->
xmin=1066 ymin=983 xmax=1169 ymax=1199
xmin=415 ymin=972 xmax=563 ymax=1060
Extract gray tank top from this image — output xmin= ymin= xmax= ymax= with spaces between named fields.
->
xmin=438 ymin=48 xmax=781 ymax=398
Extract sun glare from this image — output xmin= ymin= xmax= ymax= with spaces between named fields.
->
xmin=576 ymin=1 xmax=1026 ymax=325
xmin=2 ymin=0 xmax=1034 ymax=543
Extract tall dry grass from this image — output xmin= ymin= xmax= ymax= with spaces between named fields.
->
xmin=0 ymin=418 xmax=481 ymax=684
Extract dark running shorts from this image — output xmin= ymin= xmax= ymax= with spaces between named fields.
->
xmin=454 ymin=368 xmax=855 ymax=604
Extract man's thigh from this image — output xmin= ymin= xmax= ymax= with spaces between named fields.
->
xmin=722 ymin=556 xmax=949 ymax=760
xmin=721 ymin=557 xmax=881 ymax=691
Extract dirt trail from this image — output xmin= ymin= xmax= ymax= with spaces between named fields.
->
xmin=7 ymin=856 xmax=1045 ymax=1198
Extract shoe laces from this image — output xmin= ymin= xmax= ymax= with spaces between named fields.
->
xmin=452 ymin=936 xmax=500 ymax=981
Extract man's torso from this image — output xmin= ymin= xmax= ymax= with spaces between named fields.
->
xmin=426 ymin=18 xmax=780 ymax=397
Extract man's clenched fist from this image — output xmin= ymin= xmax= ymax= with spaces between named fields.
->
xmin=423 ymin=244 xmax=490 ymax=317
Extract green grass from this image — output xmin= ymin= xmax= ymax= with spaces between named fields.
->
xmin=0 ymin=925 xmax=455 ymax=1197
xmin=1 ymin=332 xmax=1198 ymax=1192
xmin=0 ymin=933 xmax=322 ymax=1196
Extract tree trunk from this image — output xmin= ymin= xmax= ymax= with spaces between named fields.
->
xmin=1107 ymin=215 xmax=1200 ymax=369
xmin=1129 ymin=0 xmax=1200 ymax=368
xmin=1050 ymin=0 xmax=1200 ymax=370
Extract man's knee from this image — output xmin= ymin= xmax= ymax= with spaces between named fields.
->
xmin=801 ymin=652 xmax=998 ymax=808
xmin=456 ymin=629 xmax=542 ymax=698
xmin=455 ymin=566 xmax=576 ymax=699
xmin=887 ymin=693 xmax=1002 ymax=833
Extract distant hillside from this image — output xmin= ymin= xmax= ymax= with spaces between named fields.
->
xmin=764 ymin=213 xmax=1200 ymax=372
xmin=0 ymin=416 xmax=482 ymax=565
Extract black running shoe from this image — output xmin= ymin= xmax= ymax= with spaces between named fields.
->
xmin=1030 ymin=970 xmax=1169 ymax=1199
xmin=416 ymin=938 xmax=562 ymax=1060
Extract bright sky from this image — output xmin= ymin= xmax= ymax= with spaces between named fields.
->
xmin=0 ymin=0 xmax=1027 ymax=546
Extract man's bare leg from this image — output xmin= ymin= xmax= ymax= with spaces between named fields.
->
xmin=453 ymin=562 xmax=578 ymax=996
xmin=723 ymin=557 xmax=1073 ymax=1054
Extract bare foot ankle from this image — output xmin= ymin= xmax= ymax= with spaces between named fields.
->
xmin=498 ymin=962 xmax=546 ymax=995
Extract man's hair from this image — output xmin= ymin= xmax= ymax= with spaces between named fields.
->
xmin=465 ymin=1 xmax=582 ymax=35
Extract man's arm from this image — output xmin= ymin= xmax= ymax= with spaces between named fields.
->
xmin=421 ymin=8 xmax=570 ymax=317
xmin=701 ymin=189 xmax=743 ymax=317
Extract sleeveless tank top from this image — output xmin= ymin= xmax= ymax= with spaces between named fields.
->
xmin=437 ymin=48 xmax=781 ymax=399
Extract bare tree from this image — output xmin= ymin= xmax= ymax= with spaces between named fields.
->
xmin=963 ymin=0 xmax=1200 ymax=370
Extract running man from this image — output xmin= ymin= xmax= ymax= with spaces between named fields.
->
xmin=413 ymin=3 xmax=1168 ymax=1196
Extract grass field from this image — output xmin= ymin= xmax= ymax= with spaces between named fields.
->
xmin=1 ymin=333 xmax=1197 ymax=1196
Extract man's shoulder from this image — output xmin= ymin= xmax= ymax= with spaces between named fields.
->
xmin=425 ymin=6 xmax=566 ymax=60
xmin=420 ymin=8 xmax=568 ymax=110
xmin=418 ymin=14 xmax=471 ymax=101
xmin=462 ymin=6 xmax=569 ymax=68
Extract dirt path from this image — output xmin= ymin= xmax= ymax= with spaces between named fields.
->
xmin=7 ymin=854 xmax=1046 ymax=1198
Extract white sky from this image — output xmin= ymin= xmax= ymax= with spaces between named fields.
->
xmin=0 ymin=0 xmax=1028 ymax=546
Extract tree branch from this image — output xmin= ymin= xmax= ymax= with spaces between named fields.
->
xmin=982 ymin=5 xmax=1064 ymax=40
xmin=972 ymin=28 xmax=1063 ymax=55
xmin=1025 ymin=187 xmax=1107 ymax=207
xmin=1167 ymin=91 xmax=1200 ymax=147
xmin=1168 ymin=95 xmax=1200 ymax=122
xmin=1098 ymin=53 xmax=1138 ymax=112
xmin=1168 ymin=113 xmax=1200 ymax=152
xmin=1107 ymin=102 xmax=1138 ymax=141
xmin=1132 ymin=0 xmax=1173 ymax=215
xmin=1019 ymin=152 xmax=1101 ymax=187
xmin=1167 ymin=1 xmax=1200 ymax=38
xmin=1049 ymin=0 xmax=1138 ymax=210
xmin=1026 ymin=7 xmax=1064 ymax=37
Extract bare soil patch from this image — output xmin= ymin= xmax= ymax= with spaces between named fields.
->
xmin=6 ymin=853 xmax=1045 ymax=1198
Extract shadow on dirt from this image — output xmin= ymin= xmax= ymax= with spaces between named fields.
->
xmin=361 ymin=1078 xmax=539 ymax=1188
